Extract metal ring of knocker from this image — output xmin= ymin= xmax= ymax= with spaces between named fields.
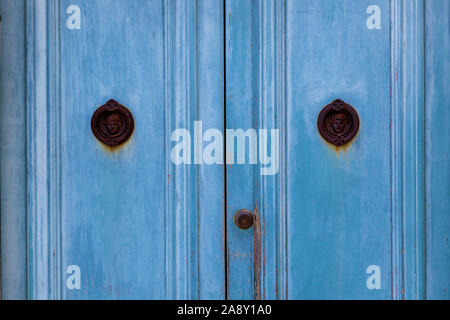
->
xmin=91 ymin=99 xmax=134 ymax=147
xmin=234 ymin=209 xmax=254 ymax=229
xmin=317 ymin=99 xmax=359 ymax=146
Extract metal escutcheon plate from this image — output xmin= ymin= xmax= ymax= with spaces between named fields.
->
xmin=234 ymin=209 xmax=254 ymax=230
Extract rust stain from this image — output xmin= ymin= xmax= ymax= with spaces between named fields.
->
xmin=253 ymin=207 xmax=262 ymax=300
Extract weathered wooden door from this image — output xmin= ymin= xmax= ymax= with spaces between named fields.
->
xmin=1 ymin=0 xmax=449 ymax=300
xmin=1 ymin=0 xmax=226 ymax=299
xmin=225 ymin=0 xmax=449 ymax=300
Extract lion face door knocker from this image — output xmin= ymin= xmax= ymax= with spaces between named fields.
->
xmin=91 ymin=99 xmax=134 ymax=147
xmin=317 ymin=99 xmax=360 ymax=146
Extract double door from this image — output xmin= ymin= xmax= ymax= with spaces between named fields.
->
xmin=0 ymin=0 xmax=449 ymax=300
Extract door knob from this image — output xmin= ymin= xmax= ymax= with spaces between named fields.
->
xmin=234 ymin=209 xmax=254 ymax=229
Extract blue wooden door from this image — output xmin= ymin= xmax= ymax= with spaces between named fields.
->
xmin=225 ymin=0 xmax=450 ymax=300
xmin=1 ymin=0 xmax=226 ymax=299
xmin=1 ymin=0 xmax=449 ymax=300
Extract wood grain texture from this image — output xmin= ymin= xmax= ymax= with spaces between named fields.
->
xmin=24 ymin=0 xmax=225 ymax=299
xmin=285 ymin=0 xmax=392 ymax=299
xmin=0 ymin=0 xmax=28 ymax=300
xmin=425 ymin=0 xmax=450 ymax=300
xmin=1 ymin=0 xmax=448 ymax=300
xmin=225 ymin=0 xmax=255 ymax=300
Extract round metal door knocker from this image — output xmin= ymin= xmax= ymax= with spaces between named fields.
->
xmin=91 ymin=99 xmax=134 ymax=147
xmin=317 ymin=99 xmax=360 ymax=146
xmin=234 ymin=209 xmax=254 ymax=230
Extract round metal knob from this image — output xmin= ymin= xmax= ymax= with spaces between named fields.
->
xmin=234 ymin=209 xmax=253 ymax=230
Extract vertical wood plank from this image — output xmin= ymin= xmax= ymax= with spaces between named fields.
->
xmin=0 ymin=0 xmax=28 ymax=299
xmin=391 ymin=0 xmax=426 ymax=300
xmin=23 ymin=0 xmax=225 ymax=299
xmin=286 ymin=0 xmax=392 ymax=299
xmin=225 ymin=0 xmax=255 ymax=300
xmin=196 ymin=0 xmax=226 ymax=299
